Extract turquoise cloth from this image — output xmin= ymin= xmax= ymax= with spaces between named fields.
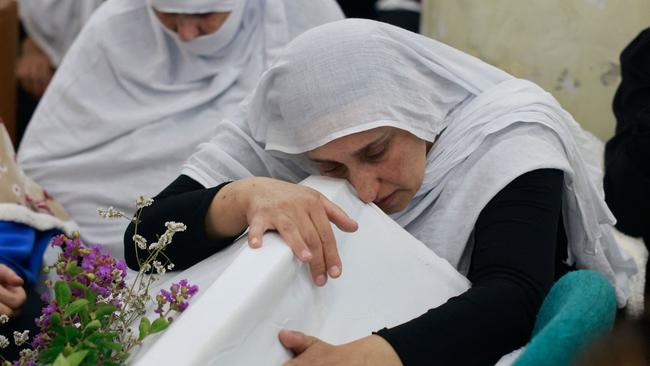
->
xmin=0 ymin=221 xmax=59 ymax=284
xmin=514 ymin=270 xmax=617 ymax=366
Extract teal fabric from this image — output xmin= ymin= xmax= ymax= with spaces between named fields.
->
xmin=513 ymin=270 xmax=617 ymax=366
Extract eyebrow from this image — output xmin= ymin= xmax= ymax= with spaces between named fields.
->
xmin=309 ymin=129 xmax=392 ymax=164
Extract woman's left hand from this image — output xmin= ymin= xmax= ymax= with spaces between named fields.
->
xmin=279 ymin=330 xmax=403 ymax=366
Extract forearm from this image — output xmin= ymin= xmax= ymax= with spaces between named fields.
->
xmin=124 ymin=176 xmax=240 ymax=271
xmin=377 ymin=169 xmax=563 ymax=365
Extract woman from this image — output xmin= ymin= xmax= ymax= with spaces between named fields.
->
xmin=17 ymin=0 xmax=343 ymax=259
xmin=126 ymin=19 xmax=636 ymax=365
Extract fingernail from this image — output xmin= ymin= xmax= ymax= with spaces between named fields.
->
xmin=249 ymin=237 xmax=259 ymax=248
xmin=300 ymin=250 xmax=312 ymax=261
xmin=328 ymin=265 xmax=341 ymax=277
xmin=315 ymin=275 xmax=327 ymax=286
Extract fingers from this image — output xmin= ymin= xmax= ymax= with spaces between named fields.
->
xmin=0 ymin=285 xmax=26 ymax=311
xmin=0 ymin=264 xmax=24 ymax=287
xmin=321 ymin=197 xmax=358 ymax=233
xmin=310 ymin=209 xmax=341 ymax=280
xmin=279 ymin=330 xmax=317 ymax=356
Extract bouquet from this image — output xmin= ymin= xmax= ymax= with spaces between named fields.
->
xmin=0 ymin=197 xmax=198 ymax=366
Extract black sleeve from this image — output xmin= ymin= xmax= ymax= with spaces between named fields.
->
xmin=123 ymin=175 xmax=240 ymax=271
xmin=604 ymin=27 xmax=650 ymax=239
xmin=376 ymin=169 xmax=564 ymax=366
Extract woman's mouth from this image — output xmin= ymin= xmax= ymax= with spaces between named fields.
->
xmin=374 ymin=191 xmax=396 ymax=209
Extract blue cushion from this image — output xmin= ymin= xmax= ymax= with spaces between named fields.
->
xmin=514 ymin=270 xmax=617 ymax=366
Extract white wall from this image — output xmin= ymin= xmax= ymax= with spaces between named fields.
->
xmin=421 ymin=0 xmax=650 ymax=141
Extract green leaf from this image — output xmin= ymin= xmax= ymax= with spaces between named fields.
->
xmin=64 ymin=325 xmax=82 ymax=343
xmin=53 ymin=354 xmax=71 ymax=366
xmin=84 ymin=320 xmax=101 ymax=335
xmin=149 ymin=317 xmax=169 ymax=334
xmin=100 ymin=341 xmax=123 ymax=351
xmin=66 ymin=350 xmax=89 ymax=366
xmin=50 ymin=312 xmax=63 ymax=327
xmin=69 ymin=280 xmax=88 ymax=292
xmin=138 ymin=317 xmax=151 ymax=340
xmin=64 ymin=299 xmax=89 ymax=318
xmin=95 ymin=304 xmax=116 ymax=319
xmin=65 ymin=262 xmax=84 ymax=276
xmin=55 ymin=281 xmax=72 ymax=306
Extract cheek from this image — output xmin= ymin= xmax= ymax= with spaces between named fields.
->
xmin=389 ymin=148 xmax=427 ymax=190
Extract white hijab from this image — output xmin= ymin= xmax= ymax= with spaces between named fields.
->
xmin=17 ymin=0 xmax=344 ymax=259
xmin=183 ymin=19 xmax=636 ymax=306
xmin=18 ymin=0 xmax=104 ymax=67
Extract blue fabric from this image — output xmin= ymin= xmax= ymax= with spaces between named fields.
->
xmin=0 ymin=221 xmax=59 ymax=284
xmin=514 ymin=270 xmax=617 ymax=366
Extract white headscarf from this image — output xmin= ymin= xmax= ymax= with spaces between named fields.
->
xmin=17 ymin=0 xmax=344 ymax=259
xmin=183 ymin=19 xmax=636 ymax=306
xmin=18 ymin=0 xmax=104 ymax=67
xmin=151 ymin=0 xmax=235 ymax=13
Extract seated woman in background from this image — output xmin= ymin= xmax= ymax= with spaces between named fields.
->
xmin=604 ymin=28 xmax=650 ymax=297
xmin=126 ymin=19 xmax=636 ymax=365
xmin=17 ymin=0 xmax=343 ymax=259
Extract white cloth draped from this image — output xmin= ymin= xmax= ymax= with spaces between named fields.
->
xmin=17 ymin=0 xmax=344 ymax=259
xmin=18 ymin=0 xmax=104 ymax=67
xmin=183 ymin=19 xmax=636 ymax=306
xmin=151 ymin=0 xmax=235 ymax=13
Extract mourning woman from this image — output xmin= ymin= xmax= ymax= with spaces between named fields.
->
xmin=17 ymin=0 xmax=343 ymax=259
xmin=126 ymin=19 xmax=636 ymax=365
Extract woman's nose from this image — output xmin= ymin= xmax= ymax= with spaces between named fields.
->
xmin=176 ymin=17 xmax=201 ymax=42
xmin=350 ymin=169 xmax=381 ymax=203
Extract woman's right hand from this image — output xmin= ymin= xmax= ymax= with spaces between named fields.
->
xmin=206 ymin=177 xmax=358 ymax=286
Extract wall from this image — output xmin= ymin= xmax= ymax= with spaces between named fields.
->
xmin=421 ymin=0 xmax=650 ymax=141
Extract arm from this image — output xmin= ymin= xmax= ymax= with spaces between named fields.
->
xmin=124 ymin=175 xmax=358 ymax=284
xmin=375 ymin=168 xmax=563 ymax=365
xmin=124 ymin=175 xmax=235 ymax=271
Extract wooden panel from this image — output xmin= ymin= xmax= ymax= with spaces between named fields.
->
xmin=0 ymin=0 xmax=17 ymax=145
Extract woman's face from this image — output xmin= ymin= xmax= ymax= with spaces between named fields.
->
xmin=154 ymin=10 xmax=231 ymax=42
xmin=308 ymin=127 xmax=432 ymax=214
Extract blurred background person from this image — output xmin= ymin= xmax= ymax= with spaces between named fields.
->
xmin=15 ymin=0 xmax=104 ymax=145
xmin=336 ymin=0 xmax=420 ymax=32
xmin=604 ymin=27 xmax=650 ymax=302
xmin=17 ymin=0 xmax=343 ymax=261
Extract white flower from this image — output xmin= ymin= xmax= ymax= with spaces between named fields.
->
xmin=0 ymin=314 xmax=8 ymax=324
xmin=0 ymin=335 xmax=8 ymax=349
xmin=98 ymin=206 xmax=126 ymax=219
xmin=166 ymin=263 xmax=175 ymax=271
xmin=136 ymin=196 xmax=154 ymax=209
xmin=132 ymin=234 xmax=147 ymax=250
xmin=165 ymin=221 xmax=187 ymax=233
xmin=19 ymin=349 xmax=36 ymax=358
xmin=13 ymin=330 xmax=29 ymax=346
xmin=141 ymin=263 xmax=152 ymax=272
xmin=152 ymin=261 xmax=166 ymax=275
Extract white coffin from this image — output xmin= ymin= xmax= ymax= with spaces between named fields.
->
xmin=131 ymin=176 xmax=470 ymax=365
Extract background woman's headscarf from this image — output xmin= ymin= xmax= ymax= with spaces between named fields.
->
xmin=18 ymin=0 xmax=105 ymax=67
xmin=17 ymin=0 xmax=344 ymax=258
xmin=183 ymin=19 xmax=636 ymax=306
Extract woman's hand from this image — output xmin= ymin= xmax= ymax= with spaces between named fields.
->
xmin=16 ymin=37 xmax=54 ymax=98
xmin=206 ymin=177 xmax=358 ymax=286
xmin=279 ymin=330 xmax=403 ymax=366
xmin=0 ymin=264 xmax=26 ymax=317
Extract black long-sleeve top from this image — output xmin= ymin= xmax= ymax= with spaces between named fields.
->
xmin=125 ymin=168 xmax=569 ymax=365
xmin=604 ymin=28 xmax=650 ymax=243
